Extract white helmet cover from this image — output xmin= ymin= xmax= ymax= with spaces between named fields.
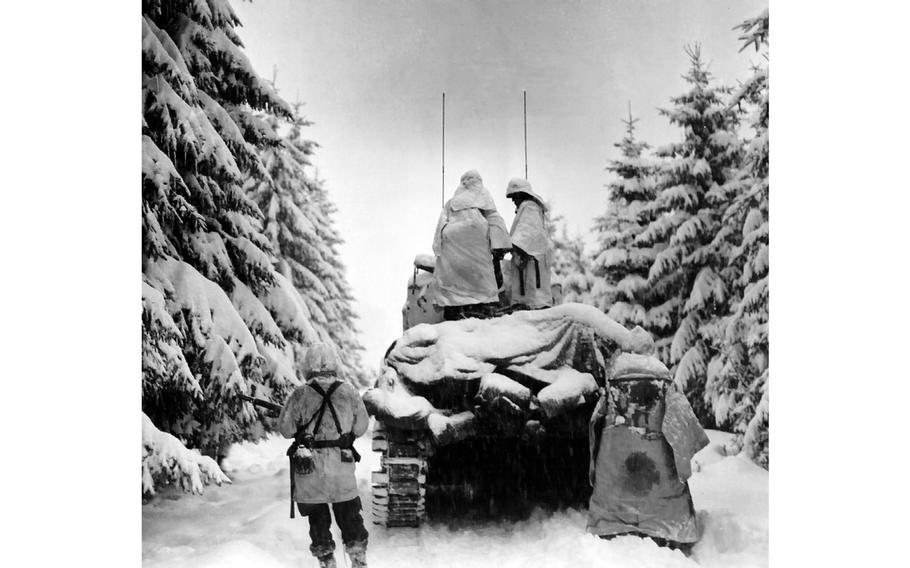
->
xmin=303 ymin=343 xmax=340 ymax=378
xmin=505 ymin=178 xmax=545 ymax=208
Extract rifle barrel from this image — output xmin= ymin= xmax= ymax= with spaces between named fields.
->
xmin=239 ymin=394 xmax=282 ymax=413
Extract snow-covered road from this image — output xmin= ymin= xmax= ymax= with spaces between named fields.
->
xmin=142 ymin=428 xmax=767 ymax=568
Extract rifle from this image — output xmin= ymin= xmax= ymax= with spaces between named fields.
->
xmin=492 ymin=250 xmax=506 ymax=289
xmin=239 ymin=394 xmax=282 ymax=415
xmin=513 ymin=247 xmax=540 ymax=297
xmin=514 ymin=247 xmax=529 ymax=296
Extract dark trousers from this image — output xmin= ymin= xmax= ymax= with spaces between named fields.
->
xmin=297 ymin=497 xmax=369 ymax=558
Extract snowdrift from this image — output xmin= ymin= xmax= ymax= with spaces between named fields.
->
xmin=143 ymin=430 xmax=768 ymax=568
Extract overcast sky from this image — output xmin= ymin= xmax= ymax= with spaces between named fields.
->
xmin=232 ymin=0 xmax=768 ymax=371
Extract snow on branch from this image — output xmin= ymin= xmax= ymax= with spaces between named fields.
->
xmin=261 ymin=272 xmax=318 ymax=344
xmin=198 ymin=91 xmax=263 ymax=174
xmin=146 ymin=257 xmax=260 ymax=364
xmin=742 ymin=381 xmax=769 ymax=468
xmin=656 ymin=183 xmax=700 ymax=210
xmin=142 ymin=281 xmax=199 ymax=395
xmin=142 ymin=73 xmax=242 ymax=182
xmin=683 ymin=268 xmax=727 ymax=313
xmin=142 ymin=412 xmax=231 ymax=496
xmin=607 ymin=301 xmax=648 ymax=328
xmin=141 ymin=136 xmax=202 ymax=231
xmin=228 ymin=106 xmax=284 ymax=149
xmin=142 ymin=17 xmax=195 ymax=102
xmin=647 ymin=244 xmax=683 ymax=284
xmin=207 ymin=0 xmax=241 ymax=29
xmin=229 ymin=278 xmax=286 ymax=347
xmin=674 ymin=345 xmax=706 ymax=391
xmin=670 ymin=313 xmax=700 ymax=363
xmin=634 ymin=211 xmax=687 ymax=246
xmin=736 ymin=9 xmax=769 ymax=53
xmin=646 ymin=297 xmax=680 ymax=330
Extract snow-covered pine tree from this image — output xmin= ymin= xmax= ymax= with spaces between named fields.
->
xmin=545 ymin=209 xmax=594 ymax=305
xmin=142 ymin=0 xmax=319 ymax=493
xmin=244 ymin=106 xmax=367 ymax=385
xmin=591 ymin=104 xmax=659 ymax=328
xmin=708 ymin=11 xmax=769 ymax=467
xmin=636 ymin=44 xmax=745 ymax=426
xmin=309 ymin=170 xmax=370 ymax=384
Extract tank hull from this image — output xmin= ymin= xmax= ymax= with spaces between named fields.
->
xmin=365 ymin=303 xmax=668 ymax=528
xmin=370 ymin=401 xmax=596 ymax=526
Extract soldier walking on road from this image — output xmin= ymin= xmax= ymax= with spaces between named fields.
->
xmin=279 ymin=344 xmax=370 ymax=568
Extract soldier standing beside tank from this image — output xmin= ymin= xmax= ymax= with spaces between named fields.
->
xmin=278 ymin=344 xmax=370 ymax=568
xmin=432 ymin=169 xmax=512 ymax=320
xmin=506 ymin=178 xmax=553 ymax=310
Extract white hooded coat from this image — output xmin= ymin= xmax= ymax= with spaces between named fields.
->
xmin=278 ymin=345 xmax=369 ymax=504
xmin=432 ymin=171 xmax=511 ymax=306
xmin=507 ymin=179 xmax=552 ymax=308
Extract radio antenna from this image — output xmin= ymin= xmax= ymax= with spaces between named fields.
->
xmin=442 ymin=92 xmax=446 ymax=207
xmin=523 ymin=90 xmax=528 ymax=180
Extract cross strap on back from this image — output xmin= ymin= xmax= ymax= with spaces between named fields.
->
xmin=303 ymin=380 xmax=344 ymax=436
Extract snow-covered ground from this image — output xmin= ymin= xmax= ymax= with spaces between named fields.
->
xmin=142 ymin=428 xmax=767 ymax=568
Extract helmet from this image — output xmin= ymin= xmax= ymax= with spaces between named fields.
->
xmin=505 ymin=178 xmax=545 ymax=207
xmin=303 ymin=343 xmax=340 ymax=378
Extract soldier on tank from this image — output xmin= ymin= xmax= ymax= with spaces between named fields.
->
xmin=505 ymin=178 xmax=553 ymax=310
xmin=278 ymin=344 xmax=370 ymax=568
xmin=431 ymin=170 xmax=512 ymax=320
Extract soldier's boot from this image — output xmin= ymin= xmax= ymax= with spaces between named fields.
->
xmin=316 ymin=554 xmax=337 ymax=568
xmin=345 ymin=540 xmax=367 ymax=568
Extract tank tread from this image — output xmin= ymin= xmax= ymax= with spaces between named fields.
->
xmin=371 ymin=424 xmax=428 ymax=527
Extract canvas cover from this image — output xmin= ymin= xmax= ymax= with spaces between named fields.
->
xmin=364 ymin=303 xmax=656 ymax=429
xmin=587 ymin=377 xmax=709 ymax=544
xmin=431 ymin=171 xmax=511 ymax=307
xmin=509 ymin=199 xmax=552 ymax=308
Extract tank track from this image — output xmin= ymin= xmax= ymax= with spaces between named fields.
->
xmin=371 ymin=423 xmax=428 ymax=527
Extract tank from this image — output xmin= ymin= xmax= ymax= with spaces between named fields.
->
xmin=365 ymin=264 xmax=663 ymax=527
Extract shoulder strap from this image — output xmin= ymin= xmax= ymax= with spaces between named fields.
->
xmin=303 ymin=380 xmax=344 ymax=436
xmin=323 ymin=383 xmax=343 ymax=435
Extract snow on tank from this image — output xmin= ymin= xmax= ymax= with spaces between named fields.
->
xmin=366 ymin=302 xmax=668 ymax=528
xmin=402 ymin=253 xmax=444 ymax=331
xmin=366 ymin=302 xmax=658 ymax=441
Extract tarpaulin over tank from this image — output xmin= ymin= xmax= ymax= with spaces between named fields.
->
xmin=364 ymin=303 xmax=656 ymax=429
xmin=586 ymin=369 xmax=709 ymax=544
xmin=386 ymin=303 xmax=654 ymax=387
